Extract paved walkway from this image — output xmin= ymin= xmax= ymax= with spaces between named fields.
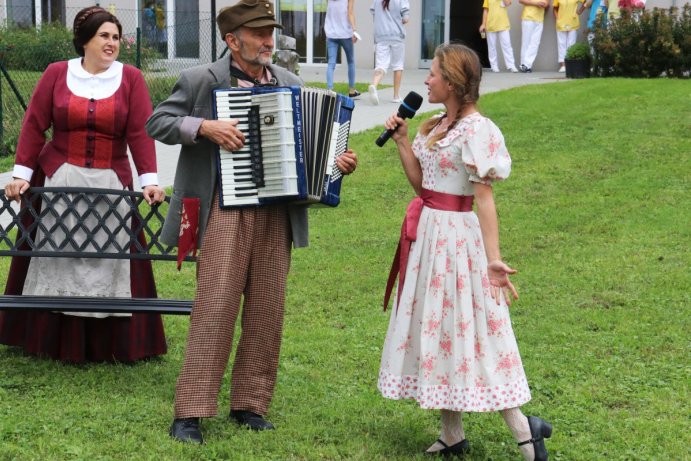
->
xmin=1 ymin=65 xmax=566 ymax=208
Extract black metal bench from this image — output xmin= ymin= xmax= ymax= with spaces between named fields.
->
xmin=0 ymin=187 xmax=193 ymax=315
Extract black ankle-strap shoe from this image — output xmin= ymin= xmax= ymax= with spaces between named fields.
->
xmin=518 ymin=416 xmax=552 ymax=461
xmin=424 ymin=438 xmax=470 ymax=457
xmin=169 ymin=417 xmax=203 ymax=444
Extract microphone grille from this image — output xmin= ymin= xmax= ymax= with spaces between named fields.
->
xmin=403 ymin=92 xmax=423 ymax=110
xmin=399 ymin=92 xmax=423 ymax=118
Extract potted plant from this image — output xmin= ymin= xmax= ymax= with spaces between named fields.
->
xmin=564 ymin=42 xmax=592 ymax=78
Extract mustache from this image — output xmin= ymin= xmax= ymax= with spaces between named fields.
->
xmin=258 ymin=47 xmax=274 ymax=54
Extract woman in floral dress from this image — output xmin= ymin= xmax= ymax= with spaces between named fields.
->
xmin=378 ymin=43 xmax=552 ymax=459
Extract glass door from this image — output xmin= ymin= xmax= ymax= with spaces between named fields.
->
xmin=312 ymin=0 xmax=327 ymax=63
xmin=419 ymin=0 xmax=449 ymax=68
xmin=278 ymin=0 xmax=307 ymax=63
xmin=278 ymin=0 xmax=325 ymax=64
xmin=449 ymin=0 xmax=489 ymax=68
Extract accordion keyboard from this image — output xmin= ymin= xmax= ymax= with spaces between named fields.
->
xmin=215 ymin=90 xmax=300 ymax=206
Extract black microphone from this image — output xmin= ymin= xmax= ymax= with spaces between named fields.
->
xmin=375 ymin=91 xmax=423 ymax=147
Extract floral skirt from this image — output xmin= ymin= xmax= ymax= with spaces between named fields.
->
xmin=378 ymin=207 xmax=531 ymax=411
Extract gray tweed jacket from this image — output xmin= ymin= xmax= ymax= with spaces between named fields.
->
xmin=145 ymin=56 xmax=309 ymax=248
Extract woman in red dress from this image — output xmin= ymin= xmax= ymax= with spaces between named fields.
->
xmin=0 ymin=7 xmax=167 ymax=363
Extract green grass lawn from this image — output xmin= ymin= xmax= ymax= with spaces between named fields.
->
xmin=1 ymin=79 xmax=689 ymax=460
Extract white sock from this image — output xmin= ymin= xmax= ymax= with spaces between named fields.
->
xmin=426 ymin=410 xmax=465 ymax=453
xmin=501 ymin=407 xmax=535 ymax=460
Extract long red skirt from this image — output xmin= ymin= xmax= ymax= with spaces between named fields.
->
xmin=0 ymin=310 xmax=167 ymax=363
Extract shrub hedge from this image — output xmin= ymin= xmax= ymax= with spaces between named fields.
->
xmin=591 ymin=5 xmax=691 ymax=78
xmin=0 ymin=23 xmax=160 ymax=71
xmin=0 ymin=24 xmax=73 ymax=72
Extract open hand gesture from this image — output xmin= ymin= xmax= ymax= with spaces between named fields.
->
xmin=487 ymin=260 xmax=519 ymax=306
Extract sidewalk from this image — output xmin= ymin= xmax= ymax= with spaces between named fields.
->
xmin=1 ymin=65 xmax=566 ymax=191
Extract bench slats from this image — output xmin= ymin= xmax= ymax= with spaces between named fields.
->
xmin=0 ymin=295 xmax=192 ymax=315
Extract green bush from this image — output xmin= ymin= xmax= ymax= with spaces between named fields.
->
xmin=670 ymin=3 xmax=691 ymax=77
xmin=0 ymin=24 xmax=160 ymax=72
xmin=591 ymin=5 xmax=690 ymax=78
xmin=565 ymin=42 xmax=592 ymax=61
xmin=144 ymin=75 xmax=178 ymax=108
xmin=0 ymin=24 xmax=73 ymax=72
xmin=118 ymin=33 xmax=163 ymax=71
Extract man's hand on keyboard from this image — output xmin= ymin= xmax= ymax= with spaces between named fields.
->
xmin=199 ymin=119 xmax=246 ymax=152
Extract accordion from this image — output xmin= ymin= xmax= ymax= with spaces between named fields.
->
xmin=212 ymin=86 xmax=355 ymax=208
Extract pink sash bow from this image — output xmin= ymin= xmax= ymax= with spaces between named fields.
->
xmin=383 ymin=189 xmax=474 ymax=311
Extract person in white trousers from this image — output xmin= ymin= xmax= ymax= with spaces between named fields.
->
xmin=553 ymin=0 xmax=585 ymax=71
xmin=480 ymin=0 xmax=518 ymax=73
xmin=518 ymin=0 xmax=548 ymax=72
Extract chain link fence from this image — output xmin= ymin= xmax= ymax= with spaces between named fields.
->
xmin=0 ymin=6 xmax=227 ymax=157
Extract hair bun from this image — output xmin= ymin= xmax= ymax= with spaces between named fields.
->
xmin=73 ymin=6 xmax=107 ymax=34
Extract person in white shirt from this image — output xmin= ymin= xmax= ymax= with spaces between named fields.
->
xmin=519 ymin=0 xmax=548 ymax=72
xmin=368 ymin=0 xmax=410 ymax=105
xmin=325 ymin=0 xmax=361 ymax=98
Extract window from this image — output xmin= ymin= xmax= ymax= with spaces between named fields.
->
xmin=7 ymin=0 xmax=35 ymax=27
xmin=41 ymin=0 xmax=64 ymax=24
xmin=141 ymin=0 xmax=167 ymax=56
xmin=174 ymin=0 xmax=199 ymax=58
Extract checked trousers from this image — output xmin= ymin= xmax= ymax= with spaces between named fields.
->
xmin=174 ymin=194 xmax=292 ymax=418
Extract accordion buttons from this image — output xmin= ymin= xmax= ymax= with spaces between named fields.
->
xmin=263 ymin=115 xmax=275 ymax=125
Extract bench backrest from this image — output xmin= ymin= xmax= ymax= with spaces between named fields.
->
xmin=0 ymin=187 xmax=192 ymax=261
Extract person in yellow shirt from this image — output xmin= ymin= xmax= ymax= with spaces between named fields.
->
xmin=604 ymin=0 xmax=621 ymax=20
xmin=479 ymin=0 xmax=519 ymax=73
xmin=553 ymin=0 xmax=585 ymax=72
xmin=518 ymin=0 xmax=548 ymax=72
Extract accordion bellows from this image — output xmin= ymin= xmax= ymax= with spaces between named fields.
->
xmin=213 ymin=86 xmax=355 ymax=208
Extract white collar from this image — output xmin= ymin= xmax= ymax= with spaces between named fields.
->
xmin=68 ymin=57 xmax=123 ymax=80
xmin=66 ymin=58 xmax=123 ymax=100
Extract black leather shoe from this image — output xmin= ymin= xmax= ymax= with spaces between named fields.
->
xmin=425 ymin=438 xmax=470 ymax=457
xmin=169 ymin=417 xmax=203 ymax=444
xmin=230 ymin=410 xmax=275 ymax=431
xmin=518 ymin=416 xmax=552 ymax=461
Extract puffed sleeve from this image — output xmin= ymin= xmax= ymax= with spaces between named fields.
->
xmin=461 ymin=117 xmax=511 ymax=184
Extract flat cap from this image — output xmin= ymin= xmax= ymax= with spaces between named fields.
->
xmin=217 ymin=0 xmax=283 ymax=37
